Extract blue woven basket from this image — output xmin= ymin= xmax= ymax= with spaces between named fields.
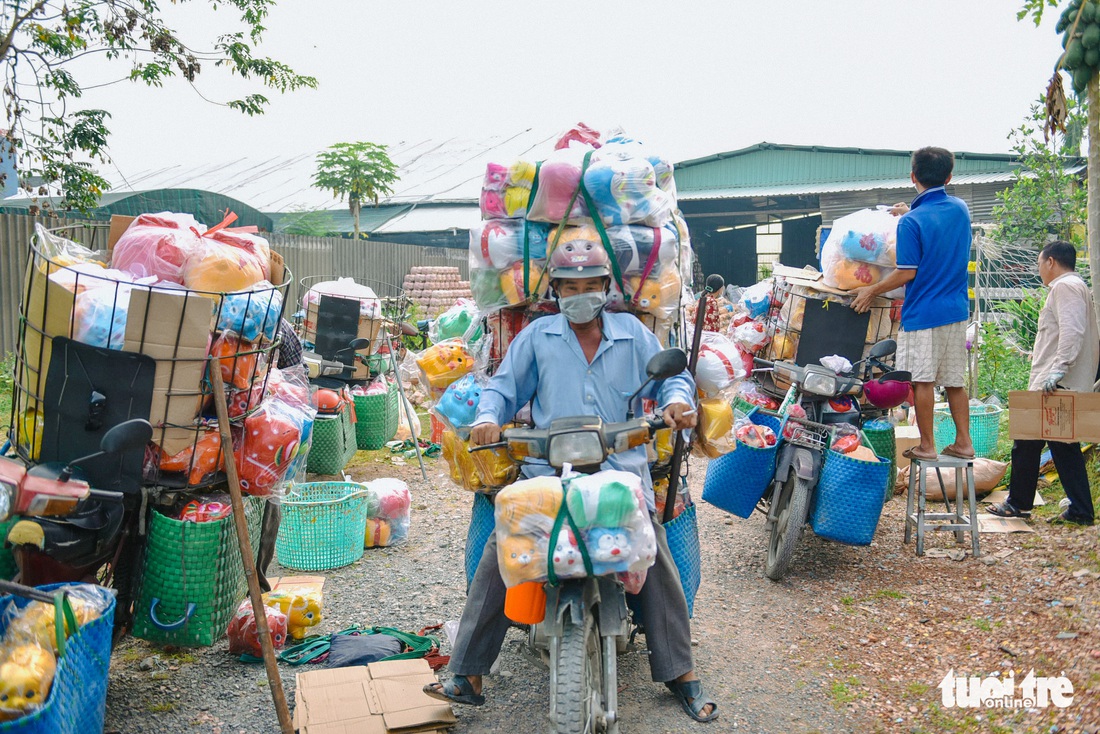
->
xmin=664 ymin=503 xmax=701 ymax=618
xmin=702 ymin=411 xmax=781 ymax=518
xmin=465 ymin=492 xmax=496 ymax=591
xmin=811 ymin=449 xmax=892 ymax=546
xmin=933 ymin=404 xmax=1002 ymax=458
xmin=0 ymin=583 xmax=115 ymax=734
xmin=276 ymin=482 xmax=370 ymax=571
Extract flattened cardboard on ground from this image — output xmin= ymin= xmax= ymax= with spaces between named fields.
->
xmin=1009 ymin=390 xmax=1100 ymax=443
xmin=123 ymin=287 xmax=214 ymax=456
xmin=294 ymin=658 xmax=455 ymax=734
xmin=977 ymin=514 xmax=1035 ymax=533
xmin=267 ymin=576 xmax=325 ymax=594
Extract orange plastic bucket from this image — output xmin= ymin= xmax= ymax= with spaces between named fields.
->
xmin=504 ymin=581 xmax=546 ymax=624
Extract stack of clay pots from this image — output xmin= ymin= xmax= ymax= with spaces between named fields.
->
xmin=403 ymin=266 xmax=473 ymax=316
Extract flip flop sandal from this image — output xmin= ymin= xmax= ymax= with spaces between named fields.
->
xmin=986 ymin=501 xmax=1030 ymax=519
xmin=902 ymin=447 xmax=938 ymax=461
xmin=423 ymin=676 xmax=485 ymax=706
xmin=941 ymin=446 xmax=976 ymax=460
xmin=665 ymin=679 xmax=719 ymax=723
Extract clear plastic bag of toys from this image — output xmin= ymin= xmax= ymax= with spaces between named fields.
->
xmin=526 ymin=144 xmax=593 ymax=225
xmin=216 ymin=282 xmax=284 ymax=343
xmin=695 ymin=332 xmax=747 ymax=398
xmin=232 ymin=395 xmax=311 ymax=498
xmin=362 ymin=478 xmax=412 ymax=546
xmin=228 ymin=599 xmax=288 ymax=658
xmin=469 ymin=219 xmax=550 ymax=270
xmin=110 ymin=212 xmax=205 ymax=284
xmin=480 ymin=160 xmax=537 ymax=220
xmin=440 ymin=428 xmax=484 ymax=492
xmin=429 ymin=298 xmax=485 ymax=346
xmin=693 ymin=397 xmax=736 ymax=458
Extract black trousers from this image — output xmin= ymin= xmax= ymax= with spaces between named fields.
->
xmin=1007 ymin=440 xmax=1095 ymax=522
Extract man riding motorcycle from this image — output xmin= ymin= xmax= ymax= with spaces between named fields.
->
xmin=423 ymin=243 xmax=719 ymax=724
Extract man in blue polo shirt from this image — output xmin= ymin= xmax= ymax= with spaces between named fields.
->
xmin=853 ymin=146 xmax=974 ymax=461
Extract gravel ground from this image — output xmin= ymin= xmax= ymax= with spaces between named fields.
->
xmin=103 ymin=452 xmax=1099 ymax=734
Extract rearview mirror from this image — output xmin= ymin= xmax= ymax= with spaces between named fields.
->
xmin=869 ymin=339 xmax=897 ymax=359
xmin=646 ymin=349 xmax=688 ymax=382
xmin=99 ymin=419 xmax=154 ymax=455
xmin=347 ymin=337 xmax=371 ymax=351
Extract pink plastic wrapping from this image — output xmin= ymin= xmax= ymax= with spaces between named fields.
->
xmin=111 ymin=212 xmax=204 ymax=284
xmin=480 ymin=160 xmax=537 ymax=219
xmin=526 ymin=145 xmax=593 ymax=225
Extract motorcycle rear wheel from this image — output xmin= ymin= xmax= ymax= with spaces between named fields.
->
xmin=552 ymin=612 xmax=604 ymax=734
xmin=765 ymin=474 xmax=811 ymax=581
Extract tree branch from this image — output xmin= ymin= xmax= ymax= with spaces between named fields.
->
xmin=0 ymin=0 xmax=50 ymax=63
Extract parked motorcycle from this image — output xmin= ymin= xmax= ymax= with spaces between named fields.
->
xmin=1 ymin=419 xmax=153 ymax=626
xmin=753 ymin=339 xmax=906 ymax=580
xmin=472 ymin=348 xmax=687 ymax=734
xmin=302 ymin=336 xmax=371 ymax=389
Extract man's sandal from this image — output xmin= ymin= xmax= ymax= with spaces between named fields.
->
xmin=665 ymin=679 xmax=719 ymax=723
xmin=423 ymin=676 xmax=485 ymax=706
xmin=986 ymin=501 xmax=1030 ymax=519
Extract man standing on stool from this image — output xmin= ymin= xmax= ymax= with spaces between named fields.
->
xmin=853 ymin=146 xmax=974 ymax=461
xmin=988 ymin=241 xmax=1098 ymax=526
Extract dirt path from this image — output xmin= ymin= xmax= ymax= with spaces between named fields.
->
xmin=104 ymin=452 xmax=1098 ymax=733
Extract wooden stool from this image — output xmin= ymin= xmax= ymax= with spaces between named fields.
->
xmin=904 ymin=454 xmax=980 ymax=558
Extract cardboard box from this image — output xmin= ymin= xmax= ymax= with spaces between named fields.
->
xmin=1009 ymin=390 xmax=1100 ymax=443
xmin=294 ymin=658 xmax=456 ymax=734
xmin=895 ymin=425 xmax=921 ymax=469
xmin=123 ymin=288 xmax=214 ymax=456
xmin=16 ymin=260 xmax=79 ymax=426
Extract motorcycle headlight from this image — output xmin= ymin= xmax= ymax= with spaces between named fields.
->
xmin=0 ymin=480 xmax=14 ymax=522
xmin=803 ymin=372 xmax=838 ymax=396
xmin=547 ymin=431 xmax=605 ymax=468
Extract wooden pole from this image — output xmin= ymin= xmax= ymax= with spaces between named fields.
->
xmin=1088 ymin=74 xmax=1100 ymax=331
xmin=208 ymin=361 xmax=294 ymax=734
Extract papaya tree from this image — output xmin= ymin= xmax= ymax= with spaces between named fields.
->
xmin=1 ymin=1 xmax=317 ymax=213
xmin=1022 ymin=0 xmax=1100 ymax=325
xmin=312 ymin=142 xmax=399 ymax=240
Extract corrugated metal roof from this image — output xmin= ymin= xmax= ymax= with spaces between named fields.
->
xmin=677 ymin=165 xmax=1087 ymax=201
xmin=101 ymin=130 xmax=561 ymax=213
xmin=672 ymin=142 xmax=1084 ymax=194
xmin=373 ymin=204 xmax=482 ymax=234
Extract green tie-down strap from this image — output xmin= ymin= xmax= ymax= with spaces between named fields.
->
xmin=578 ymin=150 xmax=628 ymax=298
xmin=546 ymin=480 xmax=594 ymax=586
xmin=242 ymin=625 xmax=438 ymax=665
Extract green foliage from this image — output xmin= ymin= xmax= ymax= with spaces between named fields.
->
xmin=313 ymin=142 xmax=400 ymax=240
xmin=0 ymin=352 xmax=13 ymax=433
xmin=974 ymin=323 xmax=1032 ymax=400
xmin=994 ymin=289 xmax=1045 ymax=351
xmin=991 ymin=100 xmax=1088 ymax=250
xmin=1 ymin=1 xmax=317 ymax=213
xmin=1018 ymin=0 xmax=1061 ymax=25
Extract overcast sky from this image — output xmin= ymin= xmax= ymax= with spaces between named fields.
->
xmin=73 ymin=0 xmax=1068 ymax=183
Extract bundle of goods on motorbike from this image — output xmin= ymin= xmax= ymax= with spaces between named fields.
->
xmin=300 ymin=276 xmax=388 ymax=381
xmin=0 ymin=583 xmax=115 ymax=729
xmin=494 ymin=471 xmax=657 ymax=593
xmin=470 ymin=126 xmax=695 ymax=366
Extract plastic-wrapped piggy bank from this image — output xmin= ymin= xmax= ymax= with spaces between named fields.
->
xmin=262 ymin=589 xmax=322 ymax=640
xmin=227 ymin=599 xmax=288 ymax=657
xmin=0 ymin=643 xmax=56 ymax=721
xmin=415 ymin=338 xmax=476 ymax=393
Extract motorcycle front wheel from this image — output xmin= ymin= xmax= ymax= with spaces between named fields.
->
xmin=552 ymin=612 xmax=604 ymax=734
xmin=765 ymin=473 xmax=811 ymax=581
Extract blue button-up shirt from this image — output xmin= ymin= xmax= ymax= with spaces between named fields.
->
xmin=474 ymin=312 xmax=696 ymax=510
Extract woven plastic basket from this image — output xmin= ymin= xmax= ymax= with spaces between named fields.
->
xmin=702 ymin=410 xmax=782 ymax=518
xmin=276 ymin=482 xmax=370 ymax=571
xmin=862 ymin=420 xmax=897 ymax=505
xmin=0 ymin=583 xmax=115 ymax=734
xmin=465 ymin=492 xmax=496 ymax=591
xmin=132 ymin=496 xmax=264 ymax=647
xmin=811 ymin=448 xmax=892 ymax=546
xmin=308 ymin=409 xmax=356 ymax=475
xmin=0 ymin=518 xmax=17 ymax=580
xmin=664 ymin=502 xmax=701 ymax=618
xmin=933 ymin=404 xmax=1002 ymax=458
xmin=354 ymin=381 xmax=399 ymax=450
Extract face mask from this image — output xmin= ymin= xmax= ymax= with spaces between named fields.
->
xmin=558 ymin=291 xmax=607 ymax=324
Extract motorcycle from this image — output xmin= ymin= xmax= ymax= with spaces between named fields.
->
xmin=302 ymin=336 xmax=372 ymax=390
xmin=1 ymin=419 xmax=154 ymax=624
xmin=752 ymin=339 xmax=907 ymax=580
xmin=472 ymin=348 xmax=687 ymax=734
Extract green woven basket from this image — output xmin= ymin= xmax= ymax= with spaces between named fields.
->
xmin=933 ymin=404 xmax=1002 ymax=458
xmin=276 ymin=482 xmax=370 ymax=571
xmin=308 ymin=409 xmax=356 ymax=475
xmin=862 ymin=422 xmax=897 ymax=505
xmin=132 ymin=496 xmax=264 ymax=647
xmin=0 ymin=518 xmax=16 ymax=580
xmin=354 ymin=381 xmax=399 ymax=450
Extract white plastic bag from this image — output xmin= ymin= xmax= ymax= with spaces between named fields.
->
xmin=821 ymin=208 xmax=899 ymax=290
xmin=695 ymin=332 xmax=746 ymax=398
